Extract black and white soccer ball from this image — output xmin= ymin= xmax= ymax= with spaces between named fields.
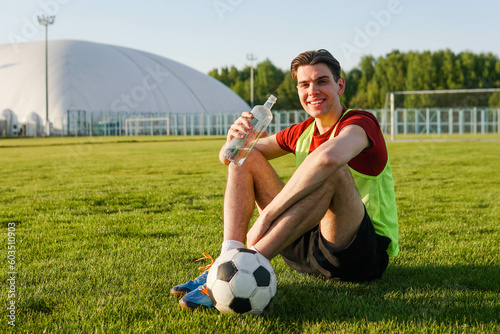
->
xmin=206 ymin=248 xmax=277 ymax=315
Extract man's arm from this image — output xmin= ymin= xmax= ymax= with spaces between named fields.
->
xmin=247 ymin=124 xmax=370 ymax=247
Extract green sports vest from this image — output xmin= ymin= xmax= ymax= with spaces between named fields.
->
xmin=295 ymin=109 xmax=399 ymax=257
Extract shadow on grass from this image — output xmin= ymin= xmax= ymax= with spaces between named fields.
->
xmin=104 ymin=231 xmax=179 ymax=239
xmin=22 ymin=297 xmax=56 ymax=315
xmin=264 ymin=264 xmax=500 ymax=326
xmin=1 ymin=220 xmax=22 ymax=228
xmin=0 ymin=136 xmax=225 ymax=149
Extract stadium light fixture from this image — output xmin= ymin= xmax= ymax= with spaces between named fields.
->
xmin=37 ymin=15 xmax=55 ymax=136
xmin=247 ymin=53 xmax=257 ymax=107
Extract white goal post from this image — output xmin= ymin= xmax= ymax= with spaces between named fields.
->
xmin=384 ymin=88 xmax=500 ymax=140
xmin=125 ymin=117 xmax=170 ymax=136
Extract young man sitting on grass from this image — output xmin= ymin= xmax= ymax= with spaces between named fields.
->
xmin=171 ymin=49 xmax=399 ymax=310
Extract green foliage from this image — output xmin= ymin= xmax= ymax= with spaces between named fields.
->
xmin=276 ymin=71 xmax=302 ymax=110
xmin=0 ymin=136 xmax=499 ymax=333
xmin=254 ymin=59 xmax=285 ymax=105
xmin=209 ymin=59 xmax=286 ymax=109
xmin=488 ymin=91 xmax=500 ymax=107
xmin=209 ymin=50 xmax=500 ymax=110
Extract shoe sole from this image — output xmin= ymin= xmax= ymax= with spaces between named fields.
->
xmin=179 ymin=299 xmax=213 ymax=311
xmin=170 ymin=290 xmax=188 ymax=297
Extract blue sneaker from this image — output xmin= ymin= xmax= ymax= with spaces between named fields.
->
xmin=179 ymin=284 xmax=214 ymax=310
xmin=170 ymin=253 xmax=214 ymax=297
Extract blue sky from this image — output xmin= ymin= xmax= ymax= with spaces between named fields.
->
xmin=1 ymin=0 xmax=499 ymax=74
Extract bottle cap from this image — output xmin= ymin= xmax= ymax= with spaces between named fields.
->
xmin=267 ymin=95 xmax=277 ymax=103
xmin=264 ymin=95 xmax=277 ymax=109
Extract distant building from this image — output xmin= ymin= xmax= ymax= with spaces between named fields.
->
xmin=0 ymin=40 xmax=249 ymax=136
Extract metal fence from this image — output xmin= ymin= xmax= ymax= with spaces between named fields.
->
xmin=65 ymin=107 xmax=500 ymax=137
xmin=391 ymin=107 xmax=500 ymax=135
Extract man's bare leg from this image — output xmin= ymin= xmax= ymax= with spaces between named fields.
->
xmin=253 ymin=164 xmax=365 ymax=259
xmin=223 ymin=149 xmax=284 ymax=243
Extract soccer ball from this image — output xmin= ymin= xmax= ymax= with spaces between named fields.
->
xmin=206 ymin=248 xmax=277 ymax=315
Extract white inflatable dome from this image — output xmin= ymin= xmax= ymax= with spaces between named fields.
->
xmin=0 ymin=40 xmax=249 ymax=132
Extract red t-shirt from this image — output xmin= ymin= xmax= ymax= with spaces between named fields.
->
xmin=275 ymin=108 xmax=388 ymax=176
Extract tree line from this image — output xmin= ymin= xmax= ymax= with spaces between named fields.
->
xmin=208 ymin=50 xmax=500 ymax=110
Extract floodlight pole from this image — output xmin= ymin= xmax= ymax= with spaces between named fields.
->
xmin=38 ymin=15 xmax=55 ymax=136
xmin=247 ymin=53 xmax=257 ymax=107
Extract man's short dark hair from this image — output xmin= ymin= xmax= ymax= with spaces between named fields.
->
xmin=290 ymin=49 xmax=342 ymax=82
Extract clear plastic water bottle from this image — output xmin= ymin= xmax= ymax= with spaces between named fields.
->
xmin=223 ymin=95 xmax=277 ymax=166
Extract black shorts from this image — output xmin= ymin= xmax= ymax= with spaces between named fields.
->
xmin=279 ymin=208 xmax=391 ymax=282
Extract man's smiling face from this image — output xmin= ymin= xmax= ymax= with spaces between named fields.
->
xmin=296 ymin=63 xmax=345 ymax=123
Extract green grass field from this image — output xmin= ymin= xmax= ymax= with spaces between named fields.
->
xmin=1 ymin=135 xmax=499 ymax=333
